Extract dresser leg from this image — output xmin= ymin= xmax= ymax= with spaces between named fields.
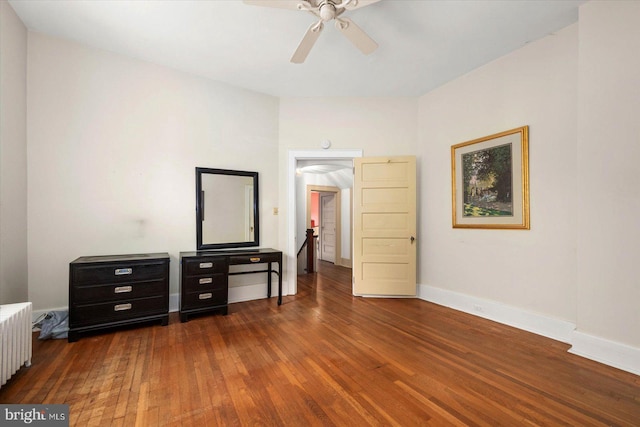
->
xmin=160 ymin=316 xmax=169 ymax=326
xmin=67 ymin=331 xmax=79 ymax=343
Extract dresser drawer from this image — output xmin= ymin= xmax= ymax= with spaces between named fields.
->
xmin=71 ymin=295 xmax=167 ymax=326
xmin=182 ymin=289 xmax=227 ymax=310
xmin=72 ymin=262 xmax=167 ymax=285
xmin=182 ymin=274 xmax=226 ymax=292
xmin=71 ymin=279 xmax=166 ymax=304
xmin=183 ymin=257 xmax=227 ymax=276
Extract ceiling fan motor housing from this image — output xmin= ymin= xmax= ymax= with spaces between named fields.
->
xmin=319 ymin=2 xmax=337 ymax=21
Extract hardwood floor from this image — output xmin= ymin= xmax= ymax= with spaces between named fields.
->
xmin=1 ymin=261 xmax=639 ymax=426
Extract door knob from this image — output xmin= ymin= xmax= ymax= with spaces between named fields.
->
xmin=410 ymin=236 xmax=415 ymax=243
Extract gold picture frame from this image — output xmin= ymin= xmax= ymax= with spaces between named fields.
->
xmin=451 ymin=126 xmax=529 ymax=229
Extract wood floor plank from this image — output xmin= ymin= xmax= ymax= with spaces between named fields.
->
xmin=1 ymin=260 xmax=639 ymax=426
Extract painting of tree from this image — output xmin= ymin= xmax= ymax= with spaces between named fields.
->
xmin=462 ymin=143 xmax=513 ymax=217
xmin=451 ymin=125 xmax=529 ymax=229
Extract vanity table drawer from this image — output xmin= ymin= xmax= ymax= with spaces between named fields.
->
xmin=182 ymin=289 xmax=227 ymax=310
xmin=72 ymin=262 xmax=167 ymax=285
xmin=71 ymin=279 xmax=166 ymax=304
xmin=183 ymin=257 xmax=227 ymax=276
xmin=72 ymin=295 xmax=167 ymax=326
xmin=229 ymin=253 xmax=280 ymax=265
xmin=182 ymin=274 xmax=226 ymax=292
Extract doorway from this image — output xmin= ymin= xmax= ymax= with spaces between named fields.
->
xmin=286 ymin=150 xmax=363 ymax=296
xmin=307 ymin=186 xmax=342 ymax=265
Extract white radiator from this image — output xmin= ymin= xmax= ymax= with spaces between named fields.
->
xmin=0 ymin=302 xmax=32 ymax=389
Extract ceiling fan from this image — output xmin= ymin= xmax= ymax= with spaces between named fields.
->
xmin=244 ymin=0 xmax=381 ymax=63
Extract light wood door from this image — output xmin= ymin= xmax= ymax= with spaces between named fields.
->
xmin=353 ymin=156 xmax=416 ymax=296
xmin=320 ymin=193 xmax=336 ymax=263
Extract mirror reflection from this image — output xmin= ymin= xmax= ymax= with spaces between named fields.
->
xmin=196 ymin=168 xmax=259 ymax=250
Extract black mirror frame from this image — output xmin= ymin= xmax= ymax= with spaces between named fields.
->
xmin=195 ymin=167 xmax=260 ymax=250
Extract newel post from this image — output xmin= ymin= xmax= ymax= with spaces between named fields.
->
xmin=306 ymin=229 xmax=315 ymax=273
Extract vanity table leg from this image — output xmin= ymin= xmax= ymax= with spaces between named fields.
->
xmin=267 ymin=262 xmax=272 ymax=298
xmin=277 ymin=260 xmax=282 ymax=305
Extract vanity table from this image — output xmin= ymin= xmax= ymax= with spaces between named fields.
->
xmin=182 ymin=167 xmax=281 ymax=322
xmin=179 ymin=248 xmax=282 ymax=322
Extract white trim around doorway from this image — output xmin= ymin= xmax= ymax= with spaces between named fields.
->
xmin=286 ymin=149 xmax=363 ymax=296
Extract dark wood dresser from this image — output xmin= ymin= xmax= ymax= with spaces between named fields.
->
xmin=179 ymin=248 xmax=282 ymax=322
xmin=68 ymin=253 xmax=170 ymax=342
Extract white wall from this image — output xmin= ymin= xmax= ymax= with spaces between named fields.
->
xmin=279 ymin=98 xmax=418 ymax=156
xmin=417 ymin=1 xmax=640 ymax=375
xmin=27 ymin=33 xmax=279 ymax=310
xmin=418 ymin=22 xmax=579 ymax=334
xmin=0 ymin=0 xmax=28 ymax=304
xmin=574 ymin=1 xmax=640 ymax=350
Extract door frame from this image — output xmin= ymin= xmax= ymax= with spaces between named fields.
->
xmin=286 ymin=149 xmax=363 ymax=296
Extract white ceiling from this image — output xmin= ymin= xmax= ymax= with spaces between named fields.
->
xmin=8 ymin=0 xmax=585 ymax=97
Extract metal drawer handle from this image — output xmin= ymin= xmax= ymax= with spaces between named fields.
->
xmin=199 ymin=278 xmax=213 ymax=285
xmin=250 ymin=257 xmax=261 ymax=263
xmin=115 ymin=268 xmax=132 ymax=276
xmin=199 ymin=293 xmax=212 ymax=300
xmin=114 ymin=303 xmax=132 ymax=311
xmin=199 ymin=262 xmax=213 ymax=268
xmin=114 ymin=286 xmax=133 ymax=294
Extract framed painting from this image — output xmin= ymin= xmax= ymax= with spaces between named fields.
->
xmin=451 ymin=126 xmax=529 ymax=229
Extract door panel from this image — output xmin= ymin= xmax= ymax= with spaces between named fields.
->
xmin=353 ymin=156 xmax=416 ymax=296
xmin=320 ymin=193 xmax=336 ymax=263
xmin=362 ymin=238 xmax=410 ymax=256
xmin=362 ymin=213 xmax=410 ymax=231
xmin=361 ymin=162 xmax=409 ymax=181
xmin=362 ymin=188 xmax=409 ymax=205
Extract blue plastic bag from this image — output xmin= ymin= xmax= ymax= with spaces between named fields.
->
xmin=33 ymin=310 xmax=69 ymax=340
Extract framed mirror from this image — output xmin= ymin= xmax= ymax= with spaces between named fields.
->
xmin=196 ymin=167 xmax=259 ymax=250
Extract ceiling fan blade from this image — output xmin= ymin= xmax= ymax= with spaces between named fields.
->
xmin=291 ymin=21 xmax=324 ymax=64
xmin=335 ymin=17 xmax=377 ymax=55
xmin=336 ymin=0 xmax=381 ymax=10
xmin=243 ymin=0 xmax=313 ymax=11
